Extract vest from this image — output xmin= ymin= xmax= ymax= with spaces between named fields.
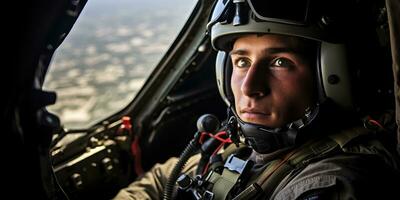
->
xmin=184 ymin=126 xmax=385 ymax=200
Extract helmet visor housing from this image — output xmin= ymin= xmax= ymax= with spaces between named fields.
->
xmin=208 ymin=0 xmax=310 ymax=33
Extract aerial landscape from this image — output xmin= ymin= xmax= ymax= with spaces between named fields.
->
xmin=44 ymin=0 xmax=195 ymax=128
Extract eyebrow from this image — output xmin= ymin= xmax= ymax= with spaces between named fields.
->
xmin=229 ymin=47 xmax=300 ymax=56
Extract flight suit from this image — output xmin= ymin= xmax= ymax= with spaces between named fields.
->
xmin=113 ymin=126 xmax=400 ymax=200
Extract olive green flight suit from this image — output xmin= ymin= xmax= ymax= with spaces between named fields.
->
xmin=114 ymin=127 xmax=400 ymax=200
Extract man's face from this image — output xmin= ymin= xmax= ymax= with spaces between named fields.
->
xmin=230 ymin=34 xmax=315 ymax=128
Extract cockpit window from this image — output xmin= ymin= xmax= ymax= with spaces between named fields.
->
xmin=43 ymin=0 xmax=196 ymax=129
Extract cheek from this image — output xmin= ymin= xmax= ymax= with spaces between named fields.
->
xmin=230 ymin=72 xmax=243 ymax=107
xmin=282 ymin=72 xmax=314 ymax=105
xmin=230 ymin=73 xmax=240 ymax=99
xmin=297 ymin=71 xmax=314 ymax=98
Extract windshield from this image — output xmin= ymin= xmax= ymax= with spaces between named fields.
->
xmin=44 ymin=0 xmax=197 ymax=129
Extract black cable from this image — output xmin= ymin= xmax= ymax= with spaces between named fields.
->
xmin=163 ymin=114 xmax=220 ymax=200
xmin=163 ymin=133 xmax=200 ymax=200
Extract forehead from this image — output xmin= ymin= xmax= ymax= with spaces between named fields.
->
xmin=231 ymin=34 xmax=312 ymax=53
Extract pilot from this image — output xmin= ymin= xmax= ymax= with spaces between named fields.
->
xmin=114 ymin=0 xmax=400 ymax=199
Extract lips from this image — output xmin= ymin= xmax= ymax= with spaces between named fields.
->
xmin=241 ymin=108 xmax=268 ymax=114
xmin=239 ymin=107 xmax=270 ymax=122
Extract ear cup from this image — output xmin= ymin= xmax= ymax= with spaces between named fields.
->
xmin=224 ymin=54 xmax=234 ymax=104
xmin=319 ymin=42 xmax=353 ymax=110
xmin=215 ymin=51 xmax=234 ymax=107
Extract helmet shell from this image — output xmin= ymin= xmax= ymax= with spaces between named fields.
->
xmin=209 ymin=0 xmax=375 ymax=112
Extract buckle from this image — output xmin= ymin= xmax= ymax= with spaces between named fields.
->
xmin=224 ymin=154 xmax=253 ymax=174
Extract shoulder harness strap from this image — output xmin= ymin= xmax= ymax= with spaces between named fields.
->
xmin=233 ymin=126 xmax=370 ymax=200
xmin=204 ymin=126 xmax=370 ymax=200
xmin=203 ymin=143 xmax=251 ymax=200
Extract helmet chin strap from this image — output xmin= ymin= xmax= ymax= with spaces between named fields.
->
xmin=228 ymin=105 xmax=320 ymax=154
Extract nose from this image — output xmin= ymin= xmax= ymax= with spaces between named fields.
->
xmin=240 ymin=62 xmax=270 ymax=98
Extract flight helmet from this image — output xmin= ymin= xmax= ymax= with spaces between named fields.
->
xmin=208 ymin=0 xmax=390 ymax=153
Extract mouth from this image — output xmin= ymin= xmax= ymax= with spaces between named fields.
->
xmin=239 ymin=108 xmax=271 ymax=122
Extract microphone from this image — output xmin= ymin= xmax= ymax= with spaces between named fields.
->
xmin=174 ymin=115 xmax=250 ymax=199
xmin=197 ymin=114 xmax=220 ymax=133
xmin=196 ymin=114 xmax=224 ymax=175
xmin=164 ymin=114 xmax=220 ymax=200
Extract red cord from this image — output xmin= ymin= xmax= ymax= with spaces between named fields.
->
xmin=199 ymin=132 xmax=208 ymax=144
xmin=131 ymin=136 xmax=144 ymax=175
xmin=200 ymin=131 xmax=232 ymax=175
xmin=367 ymin=116 xmax=384 ymax=129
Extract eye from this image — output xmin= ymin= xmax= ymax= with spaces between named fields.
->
xmin=234 ymin=58 xmax=251 ymax=68
xmin=271 ymin=58 xmax=294 ymax=68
